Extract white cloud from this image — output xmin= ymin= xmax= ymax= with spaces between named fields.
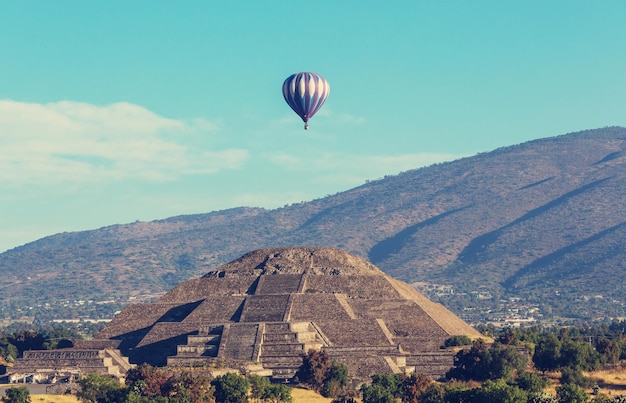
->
xmin=0 ymin=100 xmax=248 ymax=186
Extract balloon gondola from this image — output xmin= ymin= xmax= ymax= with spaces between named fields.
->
xmin=282 ymin=72 xmax=330 ymax=130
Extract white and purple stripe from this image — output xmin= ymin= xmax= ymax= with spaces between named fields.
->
xmin=282 ymin=72 xmax=330 ymax=127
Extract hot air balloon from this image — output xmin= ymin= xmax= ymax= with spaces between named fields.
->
xmin=282 ymin=72 xmax=330 ymax=130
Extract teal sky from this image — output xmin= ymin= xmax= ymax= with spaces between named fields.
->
xmin=2 ymin=1 xmax=626 ymax=253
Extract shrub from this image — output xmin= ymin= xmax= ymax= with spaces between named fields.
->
xmin=443 ymin=335 xmax=473 ymax=348
xmin=1 ymin=386 xmax=30 ymax=403
xmin=517 ymin=371 xmax=550 ymax=395
xmin=211 ymin=372 xmax=249 ymax=403
xmin=295 ymin=350 xmax=349 ymax=398
xmin=476 ymin=378 xmax=528 ymax=403
xmin=560 ymin=366 xmax=595 ymax=388
xmin=534 ymin=333 xmax=562 ymax=373
xmin=556 ymin=383 xmax=589 ymax=403
xmin=321 ymin=362 xmax=349 ymax=398
xmin=419 ymin=383 xmax=446 ymax=403
xmin=402 ymin=373 xmax=432 ymax=403
xmin=295 ymin=350 xmax=331 ymax=391
xmin=261 ymin=383 xmax=292 ymax=402
xmin=446 ymin=340 xmax=527 ymax=381
xmin=247 ymin=374 xmax=270 ymax=400
xmin=360 ymin=383 xmax=396 ymax=403
xmin=77 ymin=373 xmax=126 ymax=403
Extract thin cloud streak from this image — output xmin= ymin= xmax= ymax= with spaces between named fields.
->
xmin=0 ymin=100 xmax=247 ymax=186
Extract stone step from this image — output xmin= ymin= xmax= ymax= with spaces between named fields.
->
xmin=302 ymin=342 xmax=324 ymax=351
xmin=290 ymin=322 xmax=313 ymax=332
xmin=263 ymin=333 xmax=298 ymax=343
xmin=261 ymin=344 xmax=306 ymax=355
xmin=176 ymin=345 xmax=218 ymax=355
xmin=173 ymin=352 xmax=218 ymax=359
xmin=104 ymin=349 xmax=133 ymax=373
xmin=270 ymin=368 xmax=297 ymax=379
xmin=260 ymin=356 xmax=304 ymax=367
xmin=263 ymin=323 xmax=291 ymax=332
xmin=198 ymin=325 xmax=223 ymax=335
xmin=12 ymin=359 xmax=108 ymax=368
xmin=263 ymin=331 xmax=319 ymax=343
xmin=167 ymin=356 xmax=213 ymax=366
xmin=187 ymin=335 xmax=220 ymax=345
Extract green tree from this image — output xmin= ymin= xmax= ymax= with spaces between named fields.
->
xmin=77 ymin=373 xmax=126 ymax=403
xmin=556 ymin=383 xmax=589 ymax=403
xmin=8 ymin=330 xmax=46 ymax=356
xmin=211 ymin=372 xmax=249 ymax=403
xmin=446 ymin=340 xmax=527 ymax=381
xmin=295 ymin=350 xmax=332 ymax=392
xmin=124 ymin=364 xmax=214 ymax=402
xmin=1 ymin=386 xmax=30 ymax=403
xmin=499 ymin=329 xmax=517 ymax=345
xmin=534 ymin=333 xmax=562 ymax=373
xmin=261 ymin=384 xmax=292 ymax=402
xmin=361 ymin=383 xmax=397 ymax=403
xmin=517 ymin=371 xmax=550 ymax=395
xmin=0 ymin=342 xmax=18 ymax=362
xmin=559 ymin=340 xmax=600 ymax=371
xmin=475 ymin=379 xmax=528 ymax=403
xmin=595 ymin=338 xmax=620 ymax=365
xmin=442 ymin=382 xmax=472 ymax=403
xmin=369 ymin=373 xmax=404 ymax=399
xmin=171 ymin=371 xmax=215 ymax=403
xmin=419 ymin=382 xmax=446 ymax=403
xmin=247 ymin=374 xmax=270 ymax=401
xmin=125 ymin=394 xmax=171 ymax=402
xmin=560 ymin=366 xmax=595 ymax=389
xmin=443 ymin=335 xmax=473 ymax=348
xmin=488 ymin=342 xmax=529 ymax=380
xmin=321 ymin=361 xmax=349 ymax=398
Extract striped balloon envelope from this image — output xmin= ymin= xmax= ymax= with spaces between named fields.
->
xmin=282 ymin=72 xmax=330 ymax=130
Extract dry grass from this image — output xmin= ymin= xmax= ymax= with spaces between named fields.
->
xmin=290 ymin=387 xmax=333 ymax=402
xmin=541 ymin=366 xmax=626 ymax=398
xmin=26 ymin=387 xmax=331 ymax=403
xmin=30 ymin=395 xmax=80 ymax=403
xmin=586 ymin=367 xmax=626 ymax=396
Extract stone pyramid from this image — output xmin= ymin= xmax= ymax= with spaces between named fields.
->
xmin=90 ymin=247 xmax=481 ymax=380
xmin=8 ymin=247 xmax=483 ymax=382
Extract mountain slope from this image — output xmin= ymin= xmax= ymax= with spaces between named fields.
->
xmin=1 ymin=126 xmax=625 ymax=321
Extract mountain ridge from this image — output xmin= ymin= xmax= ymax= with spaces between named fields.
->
xmin=2 ymin=126 xmax=625 ymax=321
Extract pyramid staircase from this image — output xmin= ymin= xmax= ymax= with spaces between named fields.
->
xmin=258 ymin=322 xmax=326 ymax=379
xmin=166 ymin=321 xmax=326 ymax=378
xmin=167 ymin=325 xmax=222 ymax=366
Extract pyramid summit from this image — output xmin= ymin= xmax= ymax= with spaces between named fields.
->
xmin=10 ymin=247 xmax=483 ymax=381
xmin=205 ymin=247 xmax=382 ymax=276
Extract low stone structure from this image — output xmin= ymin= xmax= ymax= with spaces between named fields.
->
xmin=8 ymin=344 xmax=132 ymax=383
xmin=9 ymin=247 xmax=483 ymax=382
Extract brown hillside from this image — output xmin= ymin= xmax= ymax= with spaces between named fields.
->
xmin=1 ymin=126 xmax=625 ymax=320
